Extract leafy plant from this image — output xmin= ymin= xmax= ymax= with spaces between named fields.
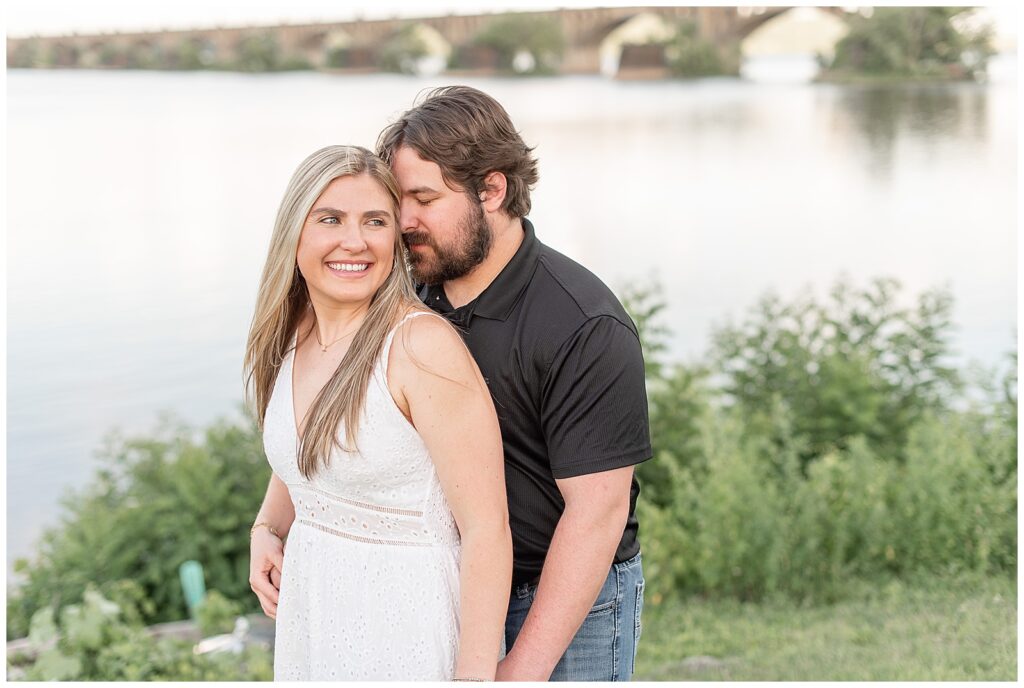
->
xmin=377 ymin=24 xmax=432 ymax=74
xmin=625 ymin=278 xmax=1014 ymax=608
xmin=665 ymin=19 xmax=739 ymax=77
xmin=8 ymin=414 xmax=270 ymax=638
xmin=829 ymin=7 xmax=995 ymax=80
xmin=9 ymin=587 xmax=272 ymax=681
xmin=196 ymin=590 xmax=245 ymax=636
xmin=472 ymin=13 xmax=565 ymax=74
xmin=235 ymin=33 xmax=280 ymax=72
xmin=711 ymin=277 xmax=961 ymax=466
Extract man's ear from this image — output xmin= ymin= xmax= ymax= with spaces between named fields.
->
xmin=478 ymin=171 xmax=508 ymax=213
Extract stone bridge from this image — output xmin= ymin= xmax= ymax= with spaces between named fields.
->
xmin=8 ymin=6 xmax=804 ymax=76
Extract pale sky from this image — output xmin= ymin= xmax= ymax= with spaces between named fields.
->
xmin=5 ymin=0 xmax=1019 ymax=42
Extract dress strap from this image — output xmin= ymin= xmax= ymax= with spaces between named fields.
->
xmin=378 ymin=310 xmax=448 ymax=378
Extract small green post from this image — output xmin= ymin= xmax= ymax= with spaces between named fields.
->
xmin=179 ymin=560 xmax=207 ymax=618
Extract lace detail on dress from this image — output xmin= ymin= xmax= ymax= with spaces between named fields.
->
xmin=289 ymin=482 xmax=455 ymax=547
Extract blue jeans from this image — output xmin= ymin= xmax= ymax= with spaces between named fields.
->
xmin=504 ymin=553 xmax=645 ymax=681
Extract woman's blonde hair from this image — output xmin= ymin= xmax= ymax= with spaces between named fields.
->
xmin=244 ymin=145 xmax=426 ymax=479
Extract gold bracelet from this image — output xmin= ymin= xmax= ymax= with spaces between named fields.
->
xmin=250 ymin=521 xmax=280 ymax=538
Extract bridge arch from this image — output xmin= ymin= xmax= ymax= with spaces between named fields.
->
xmin=598 ymin=12 xmax=676 ymax=77
xmin=402 ymin=23 xmax=452 ymax=75
xmin=741 ymin=7 xmax=849 ymax=61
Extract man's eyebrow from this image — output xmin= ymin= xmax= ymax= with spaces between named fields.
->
xmin=404 ymin=186 xmax=439 ymax=196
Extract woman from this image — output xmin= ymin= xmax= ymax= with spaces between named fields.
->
xmin=243 ymin=145 xmax=511 ymax=680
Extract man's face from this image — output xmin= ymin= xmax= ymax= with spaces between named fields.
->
xmin=390 ymin=146 xmax=491 ymax=285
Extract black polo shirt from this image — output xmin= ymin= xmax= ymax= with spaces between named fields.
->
xmin=421 ymin=219 xmax=652 ymax=587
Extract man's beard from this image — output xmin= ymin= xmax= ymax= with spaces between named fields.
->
xmin=404 ymin=200 xmax=492 ymax=285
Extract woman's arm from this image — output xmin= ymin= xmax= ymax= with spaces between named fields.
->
xmin=249 ymin=472 xmax=296 ymax=618
xmin=390 ymin=314 xmax=512 ymax=681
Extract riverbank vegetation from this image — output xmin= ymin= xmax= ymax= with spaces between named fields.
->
xmin=628 ymin=277 xmax=1015 ymax=610
xmin=822 ymin=7 xmax=994 ymax=82
xmin=666 ymin=19 xmax=740 ymax=78
xmin=7 ymin=276 xmax=1016 ymax=680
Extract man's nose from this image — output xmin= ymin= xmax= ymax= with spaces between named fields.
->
xmin=400 ymin=199 xmax=419 ymax=233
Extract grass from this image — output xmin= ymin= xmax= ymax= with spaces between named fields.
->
xmin=635 ymin=575 xmax=1017 ymax=681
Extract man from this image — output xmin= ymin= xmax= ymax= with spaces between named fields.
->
xmin=376 ymin=85 xmax=652 ymax=682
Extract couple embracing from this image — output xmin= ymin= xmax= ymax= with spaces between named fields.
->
xmin=243 ymin=86 xmax=651 ymax=682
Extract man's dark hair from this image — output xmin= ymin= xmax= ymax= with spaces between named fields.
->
xmin=377 ymin=85 xmax=539 ymax=218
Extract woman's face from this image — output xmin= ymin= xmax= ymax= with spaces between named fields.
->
xmin=296 ymin=174 xmax=397 ymax=310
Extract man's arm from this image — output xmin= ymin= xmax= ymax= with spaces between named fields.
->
xmin=498 ymin=314 xmax=651 ymax=680
xmin=497 ymin=466 xmax=633 ymax=680
xmin=249 ymin=472 xmax=295 ymax=619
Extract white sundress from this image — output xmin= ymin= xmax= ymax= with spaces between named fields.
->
xmin=264 ymin=312 xmax=461 ymax=681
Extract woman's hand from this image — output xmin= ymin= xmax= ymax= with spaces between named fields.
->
xmin=250 ymin=528 xmax=285 ymax=618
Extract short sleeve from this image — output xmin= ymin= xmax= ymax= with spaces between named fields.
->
xmin=540 ymin=315 xmax=653 ymax=479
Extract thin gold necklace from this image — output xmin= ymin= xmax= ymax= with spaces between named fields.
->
xmin=314 ymin=324 xmax=359 ymax=352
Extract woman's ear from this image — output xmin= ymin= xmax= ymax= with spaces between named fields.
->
xmin=479 ymin=171 xmax=508 ymax=213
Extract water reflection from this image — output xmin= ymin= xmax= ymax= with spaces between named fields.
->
xmin=831 ymin=84 xmax=990 ymax=176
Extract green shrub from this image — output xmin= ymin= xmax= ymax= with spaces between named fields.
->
xmin=196 ymin=590 xmax=245 ymax=636
xmin=472 ymin=13 xmax=565 ymax=74
xmin=173 ymin=38 xmax=213 ymax=70
xmin=624 ymin=279 xmax=1015 ymax=605
xmin=378 ymin=24 xmax=431 ymax=74
xmin=8 ymin=415 xmax=269 ymax=638
xmin=8 ymin=587 xmax=271 ymax=681
xmin=666 ymin=19 xmax=738 ymax=77
xmin=782 ymin=438 xmax=895 ymax=599
xmin=693 ymin=413 xmax=786 ymax=600
xmin=893 ymin=413 xmax=1016 ymax=575
xmin=829 ymin=7 xmax=994 ymax=80
xmin=711 ymin=277 xmax=961 ymax=466
xmin=10 ymin=40 xmax=42 ymax=69
xmin=235 ymin=33 xmax=280 ymax=72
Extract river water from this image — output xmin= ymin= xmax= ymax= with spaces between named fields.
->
xmin=6 ymin=60 xmax=1017 ymax=573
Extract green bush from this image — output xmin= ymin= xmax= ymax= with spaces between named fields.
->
xmin=893 ymin=412 xmax=1017 ymax=574
xmin=235 ymin=33 xmax=280 ymax=72
xmin=693 ymin=412 xmax=786 ymax=600
xmin=666 ymin=19 xmax=738 ymax=77
xmin=624 ymin=278 xmax=1015 ymax=608
xmin=8 ymin=587 xmax=271 ymax=681
xmin=8 ymin=415 xmax=269 ymax=638
xmin=829 ymin=7 xmax=994 ymax=80
xmin=10 ymin=40 xmax=42 ymax=69
xmin=781 ymin=437 xmax=895 ymax=599
xmin=196 ymin=590 xmax=245 ymax=636
xmin=711 ymin=277 xmax=961 ymax=466
xmin=378 ymin=24 xmax=431 ymax=74
xmin=472 ymin=13 xmax=565 ymax=74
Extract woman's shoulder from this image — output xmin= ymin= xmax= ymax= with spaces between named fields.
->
xmin=391 ymin=307 xmax=463 ymax=356
xmin=388 ymin=307 xmax=476 ymax=383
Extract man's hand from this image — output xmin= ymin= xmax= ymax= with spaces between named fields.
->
xmin=249 ymin=528 xmax=285 ymax=619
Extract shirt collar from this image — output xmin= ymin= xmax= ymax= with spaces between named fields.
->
xmin=471 ymin=218 xmax=540 ymax=322
xmin=423 ymin=218 xmax=540 ymax=324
